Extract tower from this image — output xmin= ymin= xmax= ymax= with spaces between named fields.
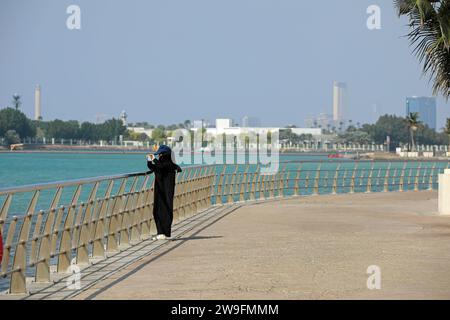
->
xmin=120 ymin=110 xmax=128 ymax=126
xmin=34 ymin=85 xmax=42 ymax=121
xmin=332 ymin=81 xmax=347 ymax=122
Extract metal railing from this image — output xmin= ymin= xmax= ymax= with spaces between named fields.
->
xmin=0 ymin=160 xmax=449 ymax=294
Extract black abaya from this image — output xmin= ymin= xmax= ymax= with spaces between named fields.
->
xmin=147 ymin=156 xmax=182 ymax=237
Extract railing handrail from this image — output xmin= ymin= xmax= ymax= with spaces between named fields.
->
xmin=0 ymin=172 xmax=147 ymax=196
xmin=0 ymin=163 xmax=217 ymax=196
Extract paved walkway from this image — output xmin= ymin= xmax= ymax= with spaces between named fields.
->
xmin=14 ymin=204 xmax=242 ymax=300
xmin=69 ymin=191 xmax=450 ymax=300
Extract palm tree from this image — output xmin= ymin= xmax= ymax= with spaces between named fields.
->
xmin=12 ymin=94 xmax=21 ymax=110
xmin=406 ymin=112 xmax=421 ymax=151
xmin=394 ymin=0 xmax=450 ymax=99
xmin=444 ymin=117 xmax=450 ymax=149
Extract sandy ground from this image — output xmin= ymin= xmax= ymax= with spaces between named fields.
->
xmin=73 ymin=191 xmax=450 ymax=300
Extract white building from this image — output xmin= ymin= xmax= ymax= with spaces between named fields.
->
xmin=290 ymin=128 xmax=322 ymax=136
xmin=203 ymin=120 xmax=322 ymax=138
xmin=216 ymin=118 xmax=234 ymax=130
xmin=127 ymin=127 xmax=153 ymax=138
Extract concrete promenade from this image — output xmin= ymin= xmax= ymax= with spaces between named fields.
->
xmin=68 ymin=191 xmax=450 ymax=300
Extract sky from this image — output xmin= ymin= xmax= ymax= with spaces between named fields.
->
xmin=1 ymin=0 xmax=449 ymax=129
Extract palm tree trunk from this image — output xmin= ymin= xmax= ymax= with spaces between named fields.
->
xmin=448 ymin=134 xmax=450 ymax=152
xmin=410 ymin=129 xmax=415 ymax=152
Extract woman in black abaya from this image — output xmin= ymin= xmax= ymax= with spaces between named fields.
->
xmin=147 ymin=145 xmax=182 ymax=240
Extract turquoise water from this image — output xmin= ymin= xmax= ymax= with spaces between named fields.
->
xmin=0 ymin=152 xmax=330 ymax=189
xmin=0 ymin=153 xmax=148 ymax=189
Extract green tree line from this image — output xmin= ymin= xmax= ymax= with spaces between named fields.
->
xmin=0 ymin=107 xmax=126 ymax=145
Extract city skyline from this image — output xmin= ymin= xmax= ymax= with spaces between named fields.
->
xmin=1 ymin=0 xmax=449 ymax=129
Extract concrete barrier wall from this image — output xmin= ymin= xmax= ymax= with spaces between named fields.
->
xmin=439 ymin=169 xmax=450 ymax=216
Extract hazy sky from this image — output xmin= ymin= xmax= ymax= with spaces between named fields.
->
xmin=1 ymin=0 xmax=449 ymax=128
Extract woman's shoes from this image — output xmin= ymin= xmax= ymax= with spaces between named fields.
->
xmin=152 ymin=234 xmax=170 ymax=240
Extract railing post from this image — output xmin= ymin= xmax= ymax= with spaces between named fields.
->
xmin=91 ymin=181 xmax=115 ymax=258
xmin=139 ymin=177 xmax=153 ymax=240
xmin=429 ymin=163 xmax=436 ymax=190
xmin=131 ymin=177 xmax=150 ymax=243
xmin=56 ymin=189 xmax=80 ymax=273
xmin=414 ymin=163 xmax=422 ymax=191
xmin=332 ymin=165 xmax=340 ymax=195
xmin=185 ymin=170 xmax=194 ymax=217
xmin=407 ymin=167 xmax=413 ymax=191
xmin=350 ymin=164 xmax=357 ymax=194
xmin=30 ymin=210 xmax=45 ymax=269
xmin=188 ymin=169 xmax=197 ymax=216
xmin=249 ymin=169 xmax=257 ymax=201
xmin=305 ymin=171 xmax=310 ymax=194
xmin=366 ymin=164 xmax=374 ymax=193
xmin=224 ymin=168 xmax=232 ymax=204
xmin=1 ymin=216 xmax=17 ymax=284
xmin=399 ymin=162 xmax=406 ymax=192
xmin=283 ymin=166 xmax=290 ymax=198
xmin=384 ymin=163 xmax=391 ymax=192
xmin=313 ymin=164 xmax=321 ymax=195
xmin=279 ymin=165 xmax=286 ymax=198
xmin=192 ymin=168 xmax=201 ymax=214
xmin=262 ymin=174 xmax=268 ymax=199
xmin=393 ymin=167 xmax=398 ymax=190
xmin=201 ymin=167 xmax=209 ymax=210
xmin=35 ymin=187 xmax=63 ymax=282
xmin=149 ymin=187 xmax=156 ymax=235
xmin=10 ymin=190 xmax=40 ymax=294
xmin=173 ymin=179 xmax=181 ymax=224
xmin=200 ymin=167 xmax=210 ymax=210
xmin=118 ymin=178 xmax=138 ymax=249
xmin=294 ymin=165 xmax=301 ymax=196
xmin=216 ymin=166 xmax=226 ymax=205
xmin=240 ymin=166 xmax=249 ymax=202
xmin=178 ymin=171 xmax=188 ymax=219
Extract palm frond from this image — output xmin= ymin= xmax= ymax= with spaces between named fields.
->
xmin=396 ymin=0 xmax=450 ymax=99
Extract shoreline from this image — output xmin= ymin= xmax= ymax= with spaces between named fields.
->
xmin=1 ymin=148 xmax=449 ymax=161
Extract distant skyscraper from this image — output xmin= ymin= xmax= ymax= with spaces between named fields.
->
xmin=34 ymin=85 xmax=42 ymax=121
xmin=406 ymin=96 xmax=437 ymax=130
xmin=332 ymin=81 xmax=347 ymax=122
xmin=242 ymin=116 xmax=261 ymax=127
